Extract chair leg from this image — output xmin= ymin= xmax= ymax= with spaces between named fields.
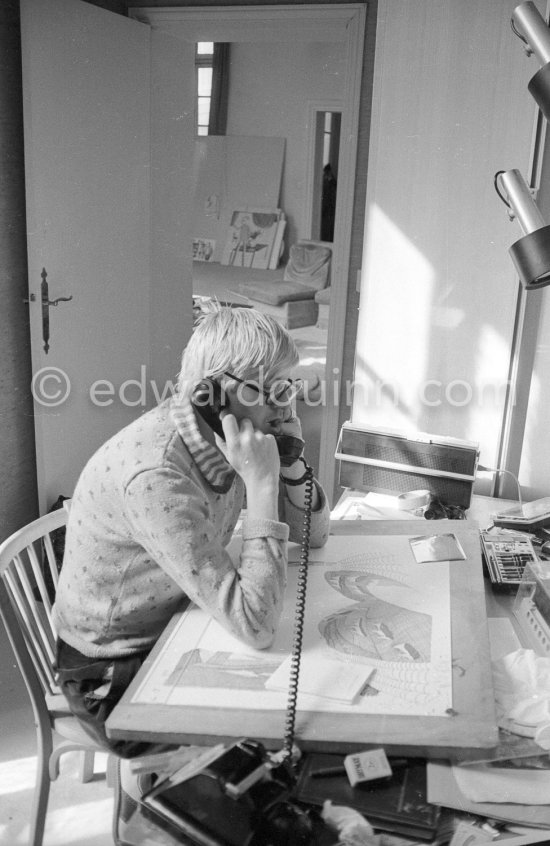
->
xmin=78 ymin=750 xmax=96 ymax=783
xmin=29 ymin=724 xmax=54 ymax=846
xmin=49 ymin=740 xmax=96 ymax=781
xmin=111 ymin=757 xmax=123 ymax=846
xmin=106 ymin=754 xmax=118 ymax=789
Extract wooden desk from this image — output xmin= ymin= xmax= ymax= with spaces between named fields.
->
xmin=106 ymin=519 xmax=497 ymax=757
xmin=466 ymin=494 xmax=518 ymax=529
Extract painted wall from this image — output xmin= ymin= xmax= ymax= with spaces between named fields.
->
xmin=225 ymin=40 xmax=345 ymax=252
xmin=353 ymin=0 xmax=540 ymax=488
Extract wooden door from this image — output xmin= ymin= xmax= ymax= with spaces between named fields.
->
xmin=20 ymin=0 xmax=194 ymax=511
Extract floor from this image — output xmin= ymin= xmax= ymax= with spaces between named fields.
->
xmin=0 ymin=624 xmax=114 ymax=846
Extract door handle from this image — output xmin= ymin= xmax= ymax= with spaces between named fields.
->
xmin=48 ymin=296 xmax=73 ymax=306
xmin=24 ymin=268 xmax=73 ymax=354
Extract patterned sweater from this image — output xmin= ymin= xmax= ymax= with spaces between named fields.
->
xmin=53 ymin=398 xmax=330 ymax=658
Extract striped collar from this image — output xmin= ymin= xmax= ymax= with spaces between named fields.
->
xmin=169 ymin=397 xmax=236 ymax=493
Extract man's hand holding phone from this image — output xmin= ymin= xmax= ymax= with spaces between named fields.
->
xmin=217 ymin=413 xmax=280 ymax=479
xmin=216 ymin=413 xmax=280 ymax=522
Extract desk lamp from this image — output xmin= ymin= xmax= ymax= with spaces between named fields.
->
xmin=494 ymin=168 xmax=550 ymax=289
xmin=512 ymin=1 xmax=550 ymax=120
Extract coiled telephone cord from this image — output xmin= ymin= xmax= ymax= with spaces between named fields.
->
xmin=282 ymin=466 xmax=314 ymax=764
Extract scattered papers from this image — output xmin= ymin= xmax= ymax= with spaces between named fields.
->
xmin=427 ymin=760 xmax=550 ymax=828
xmin=492 ymin=649 xmax=550 ymax=738
xmin=449 ymin=820 xmax=494 ymax=846
xmin=330 ymin=489 xmax=424 ymax=521
xmin=452 ymin=763 xmax=550 ymax=805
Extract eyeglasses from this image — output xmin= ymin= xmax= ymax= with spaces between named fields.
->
xmin=224 ymin=371 xmax=302 ymax=406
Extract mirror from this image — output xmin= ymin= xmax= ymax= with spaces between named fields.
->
xmin=130 ymin=5 xmax=365 ymax=495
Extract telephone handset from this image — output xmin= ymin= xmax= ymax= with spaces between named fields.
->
xmin=191 ymin=378 xmax=304 ymax=467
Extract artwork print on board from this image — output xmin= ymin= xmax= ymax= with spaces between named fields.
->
xmin=132 ymin=535 xmax=454 ymax=719
xmin=220 ymin=209 xmax=280 ymax=269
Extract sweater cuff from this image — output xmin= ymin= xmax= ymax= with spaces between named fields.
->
xmin=242 ymin=517 xmax=289 ymax=542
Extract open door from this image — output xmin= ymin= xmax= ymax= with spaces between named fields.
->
xmin=20 ymin=0 xmax=195 ymax=512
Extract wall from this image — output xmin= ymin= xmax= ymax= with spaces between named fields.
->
xmin=226 ymin=40 xmax=345 ymax=251
xmin=352 ymin=0 xmax=539 ymax=487
xmin=0 ymin=1 xmax=38 ymax=536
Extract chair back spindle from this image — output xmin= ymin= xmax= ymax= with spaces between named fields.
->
xmin=0 ymin=504 xmax=118 ymax=846
xmin=0 ymin=509 xmax=68 ymax=698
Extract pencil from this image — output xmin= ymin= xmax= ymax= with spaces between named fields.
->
xmin=311 ymin=766 xmax=346 ymax=778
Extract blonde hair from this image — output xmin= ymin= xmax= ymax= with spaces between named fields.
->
xmin=176 ymin=305 xmax=299 ymax=399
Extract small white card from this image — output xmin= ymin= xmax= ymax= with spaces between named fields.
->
xmin=344 ymin=748 xmax=392 ymax=785
xmin=265 ymin=656 xmax=374 ymax=703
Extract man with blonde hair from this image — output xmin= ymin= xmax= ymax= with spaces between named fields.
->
xmin=54 ymin=305 xmax=330 ymax=757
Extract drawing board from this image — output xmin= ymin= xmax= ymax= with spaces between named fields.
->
xmin=106 ymin=521 xmax=498 ymax=756
xmin=132 ymin=534 xmax=453 ymax=717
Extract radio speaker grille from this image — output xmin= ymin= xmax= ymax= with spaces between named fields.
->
xmin=338 ymin=428 xmax=478 ymax=508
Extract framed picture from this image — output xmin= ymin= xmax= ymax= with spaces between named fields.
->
xmin=220 ymin=208 xmax=281 ymax=269
xmin=193 ymin=238 xmax=216 ymax=262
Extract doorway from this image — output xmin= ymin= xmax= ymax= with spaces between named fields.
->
xmin=310 ymin=109 xmax=341 ymax=244
xmin=131 ymin=4 xmax=366 ymax=494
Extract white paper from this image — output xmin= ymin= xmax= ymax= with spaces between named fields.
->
xmin=330 ymin=490 xmax=423 ymax=521
xmin=453 ymin=763 xmax=550 ymax=805
xmin=265 ymin=654 xmax=374 ymax=703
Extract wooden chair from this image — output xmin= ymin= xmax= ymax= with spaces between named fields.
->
xmin=0 ymin=505 xmax=116 ymax=846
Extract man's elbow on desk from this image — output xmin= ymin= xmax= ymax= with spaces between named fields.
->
xmin=220 ymin=604 xmax=282 ymax=650
xmin=231 ymin=624 xmax=277 ymax=651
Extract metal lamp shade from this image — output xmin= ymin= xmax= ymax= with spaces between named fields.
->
xmin=509 ymin=225 xmax=550 ymax=289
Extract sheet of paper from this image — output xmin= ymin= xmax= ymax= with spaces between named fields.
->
xmin=265 ymin=654 xmax=374 ymax=703
xmin=132 ymin=534 xmax=453 ymax=718
xmin=427 ymin=761 xmax=550 ymax=828
xmin=453 ymin=763 xmax=550 ymax=805
xmin=330 ymin=491 xmax=423 ymax=521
